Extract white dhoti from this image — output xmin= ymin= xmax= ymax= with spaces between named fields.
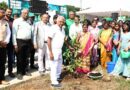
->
xmin=49 ymin=49 xmax=62 ymax=84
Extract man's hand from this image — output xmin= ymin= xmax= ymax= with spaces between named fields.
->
xmin=34 ymin=44 xmax=38 ymax=49
xmin=14 ymin=45 xmax=18 ymax=52
xmin=50 ymin=52 xmax=54 ymax=61
xmin=0 ymin=41 xmax=7 ymax=48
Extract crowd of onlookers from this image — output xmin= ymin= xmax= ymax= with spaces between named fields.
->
xmin=0 ymin=7 xmax=130 ymax=87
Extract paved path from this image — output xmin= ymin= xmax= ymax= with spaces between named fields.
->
xmin=0 ymin=53 xmax=49 ymax=89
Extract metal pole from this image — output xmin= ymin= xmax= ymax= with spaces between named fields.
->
xmin=80 ymin=0 xmax=82 ymax=10
xmin=8 ymin=0 xmax=10 ymax=8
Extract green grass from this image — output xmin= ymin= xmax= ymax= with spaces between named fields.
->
xmin=115 ymin=78 xmax=130 ymax=90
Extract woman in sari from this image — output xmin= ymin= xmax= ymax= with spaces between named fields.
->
xmin=88 ymin=20 xmax=100 ymax=67
xmin=112 ymin=23 xmax=120 ymax=63
xmin=76 ymin=23 xmax=94 ymax=73
xmin=110 ymin=22 xmax=130 ymax=80
xmin=99 ymin=21 xmax=113 ymax=68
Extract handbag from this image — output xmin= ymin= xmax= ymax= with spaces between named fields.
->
xmin=120 ymin=50 xmax=130 ymax=59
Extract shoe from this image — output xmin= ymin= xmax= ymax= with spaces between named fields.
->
xmin=17 ymin=74 xmax=23 ymax=80
xmin=51 ymin=84 xmax=61 ymax=88
xmin=126 ymin=78 xmax=130 ymax=81
xmin=30 ymin=65 xmax=38 ymax=69
xmin=57 ymin=78 xmax=62 ymax=82
xmin=1 ymin=80 xmax=9 ymax=85
xmin=9 ymin=73 xmax=15 ymax=78
xmin=25 ymin=72 xmax=32 ymax=76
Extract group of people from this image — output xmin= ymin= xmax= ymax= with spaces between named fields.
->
xmin=65 ymin=11 xmax=130 ymax=81
xmin=0 ymin=7 xmax=130 ymax=88
xmin=0 ymin=7 xmax=68 ymax=87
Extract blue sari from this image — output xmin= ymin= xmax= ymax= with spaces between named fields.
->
xmin=112 ymin=32 xmax=119 ymax=63
xmin=111 ymin=32 xmax=130 ymax=77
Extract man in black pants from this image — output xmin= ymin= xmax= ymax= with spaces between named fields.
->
xmin=4 ymin=8 xmax=15 ymax=78
xmin=0 ymin=8 xmax=11 ymax=85
xmin=12 ymin=9 xmax=32 ymax=80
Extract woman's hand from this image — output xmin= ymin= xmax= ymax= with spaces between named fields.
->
xmin=117 ymin=49 xmax=120 ymax=55
xmin=124 ymin=48 xmax=129 ymax=52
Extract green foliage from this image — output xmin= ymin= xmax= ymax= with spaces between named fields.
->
xmin=63 ymin=37 xmax=81 ymax=73
xmin=0 ymin=1 xmax=8 ymax=10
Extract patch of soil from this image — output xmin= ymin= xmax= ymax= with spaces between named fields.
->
xmin=6 ymin=70 xmax=130 ymax=90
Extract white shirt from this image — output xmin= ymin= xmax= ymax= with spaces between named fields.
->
xmin=12 ymin=17 xmax=32 ymax=45
xmin=0 ymin=19 xmax=11 ymax=44
xmin=88 ymin=26 xmax=100 ymax=39
xmin=69 ymin=23 xmax=82 ymax=39
xmin=48 ymin=25 xmax=65 ymax=50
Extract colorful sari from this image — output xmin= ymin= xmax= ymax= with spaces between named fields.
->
xmin=111 ymin=32 xmax=130 ymax=78
xmin=77 ymin=32 xmax=94 ymax=73
xmin=88 ymin=26 xmax=100 ymax=67
xmin=112 ymin=32 xmax=120 ymax=63
xmin=100 ymin=29 xmax=112 ymax=68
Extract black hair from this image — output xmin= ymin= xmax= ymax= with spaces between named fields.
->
xmin=0 ymin=8 xmax=5 ymax=11
xmin=123 ymin=21 xmax=130 ymax=32
xmin=13 ymin=13 xmax=19 ymax=17
xmin=91 ymin=19 xmax=98 ymax=24
xmin=40 ymin=12 xmax=48 ymax=17
xmin=75 ymin=15 xmax=80 ymax=19
xmin=53 ymin=14 xmax=58 ymax=20
xmin=6 ymin=8 xmax=12 ymax=11
xmin=83 ymin=19 xmax=91 ymax=26
xmin=102 ymin=21 xmax=109 ymax=28
xmin=94 ymin=16 xmax=99 ymax=21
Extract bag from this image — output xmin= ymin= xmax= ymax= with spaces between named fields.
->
xmin=120 ymin=50 xmax=130 ymax=59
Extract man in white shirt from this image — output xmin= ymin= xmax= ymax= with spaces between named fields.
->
xmin=69 ymin=15 xmax=82 ymax=39
xmin=12 ymin=9 xmax=32 ymax=80
xmin=48 ymin=16 xmax=66 ymax=87
xmin=33 ymin=13 xmax=50 ymax=75
xmin=0 ymin=8 xmax=11 ymax=85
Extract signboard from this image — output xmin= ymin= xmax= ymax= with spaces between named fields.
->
xmin=60 ymin=6 xmax=67 ymax=14
xmin=10 ymin=0 xmax=22 ymax=9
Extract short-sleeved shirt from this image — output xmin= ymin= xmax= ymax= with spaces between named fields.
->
xmin=48 ymin=25 xmax=65 ymax=50
xmin=69 ymin=23 xmax=82 ymax=39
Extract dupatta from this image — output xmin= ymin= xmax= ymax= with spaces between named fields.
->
xmin=82 ymin=33 xmax=94 ymax=56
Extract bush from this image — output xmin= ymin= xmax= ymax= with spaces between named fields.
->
xmin=0 ymin=1 xmax=8 ymax=10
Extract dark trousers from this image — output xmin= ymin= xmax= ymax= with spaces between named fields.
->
xmin=30 ymin=48 xmax=35 ymax=67
xmin=7 ymin=43 xmax=15 ymax=74
xmin=0 ymin=47 xmax=6 ymax=80
xmin=16 ymin=39 xmax=31 ymax=75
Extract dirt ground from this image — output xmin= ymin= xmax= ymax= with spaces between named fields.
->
xmin=4 ymin=69 xmax=130 ymax=90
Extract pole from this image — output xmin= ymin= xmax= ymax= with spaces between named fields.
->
xmin=80 ymin=0 xmax=82 ymax=10
xmin=8 ymin=0 xmax=10 ymax=8
xmin=119 ymin=8 xmax=121 ymax=17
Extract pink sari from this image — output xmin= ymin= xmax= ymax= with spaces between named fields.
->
xmin=82 ymin=33 xmax=94 ymax=56
xmin=76 ymin=32 xmax=94 ymax=74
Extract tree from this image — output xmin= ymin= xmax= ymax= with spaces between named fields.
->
xmin=0 ymin=1 xmax=8 ymax=10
